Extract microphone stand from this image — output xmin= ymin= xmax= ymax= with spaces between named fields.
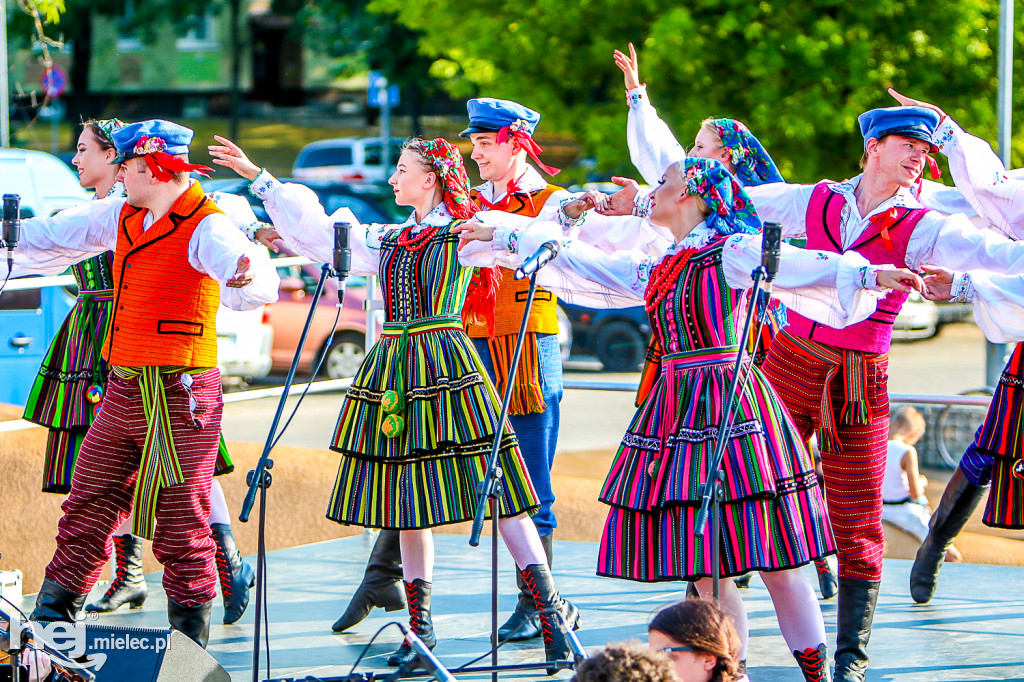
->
xmin=693 ymin=266 xmax=773 ymax=600
xmin=240 ymin=263 xmax=342 ymax=682
xmin=467 ymin=269 xmax=537 ymax=682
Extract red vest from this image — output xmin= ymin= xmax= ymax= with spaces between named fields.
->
xmin=105 ymin=182 xmax=224 ymax=367
xmin=784 ymin=182 xmax=929 ymax=353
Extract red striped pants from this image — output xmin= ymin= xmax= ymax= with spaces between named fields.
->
xmin=761 ymin=333 xmax=889 ymax=581
xmin=45 ymin=369 xmax=222 ymax=606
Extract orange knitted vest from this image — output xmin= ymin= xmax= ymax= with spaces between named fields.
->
xmin=105 ymin=182 xmax=224 ymax=367
xmin=466 ymin=184 xmax=561 ymax=339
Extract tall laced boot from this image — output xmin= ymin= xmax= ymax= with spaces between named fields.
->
xmin=84 ymin=534 xmax=147 ymax=613
xmin=167 ymin=599 xmax=213 ymax=648
xmin=815 ymin=557 xmax=838 ymax=600
xmin=521 ymin=563 xmax=580 ymax=675
xmin=333 ymin=530 xmax=405 ymax=633
xmin=387 ymin=579 xmax=436 ymax=667
xmin=833 ymin=577 xmax=880 ymax=682
xmin=500 ymin=532 xmax=561 ymax=642
xmin=211 ymin=523 xmax=255 ymax=624
xmin=30 ymin=578 xmax=87 ymax=623
xmin=794 ymin=643 xmax=831 ymax=682
xmin=910 ymin=467 xmax=986 ymax=604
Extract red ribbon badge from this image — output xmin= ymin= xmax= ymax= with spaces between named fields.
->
xmin=870 ymin=207 xmax=901 ymax=251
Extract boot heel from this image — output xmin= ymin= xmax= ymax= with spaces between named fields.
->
xmin=129 ymin=594 xmax=147 ymax=609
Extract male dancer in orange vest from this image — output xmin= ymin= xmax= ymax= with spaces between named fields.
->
xmin=16 ymin=120 xmax=279 ymax=646
xmin=331 ymin=99 xmax=581 ymax=643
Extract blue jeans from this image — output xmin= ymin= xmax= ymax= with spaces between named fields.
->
xmin=473 ymin=334 xmax=563 ymax=536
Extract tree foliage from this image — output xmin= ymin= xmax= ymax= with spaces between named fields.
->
xmin=370 ymin=0 xmax=1013 ymax=183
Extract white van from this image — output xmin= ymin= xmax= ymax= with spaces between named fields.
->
xmin=291 ymin=137 xmax=404 ymax=183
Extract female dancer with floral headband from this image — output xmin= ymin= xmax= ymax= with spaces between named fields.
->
xmin=209 ymin=135 xmax=579 ymax=670
xmin=20 ymin=118 xmax=262 ymax=626
xmin=460 ymin=157 xmax=922 ymax=681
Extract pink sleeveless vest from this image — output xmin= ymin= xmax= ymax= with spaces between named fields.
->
xmin=784 ymin=182 xmax=929 ymax=353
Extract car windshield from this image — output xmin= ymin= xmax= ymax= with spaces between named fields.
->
xmin=297 ymin=146 xmax=354 ymax=169
xmin=363 ymin=143 xmax=402 ymax=167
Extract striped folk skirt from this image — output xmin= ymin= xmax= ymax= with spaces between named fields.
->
xmin=597 ymin=346 xmax=836 ymax=582
xmin=976 ymin=342 xmax=1024 ymax=528
xmin=327 ymin=316 xmax=539 ymax=529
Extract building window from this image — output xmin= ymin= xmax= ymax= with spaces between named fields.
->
xmin=176 ymin=10 xmax=219 ymax=51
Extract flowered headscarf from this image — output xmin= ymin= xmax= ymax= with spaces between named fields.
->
xmin=93 ymin=118 xmax=127 ymax=146
xmin=418 ymin=138 xmax=478 ymax=220
xmin=682 ymin=157 xmax=762 ymax=236
xmin=709 ymin=118 xmax=784 ymax=187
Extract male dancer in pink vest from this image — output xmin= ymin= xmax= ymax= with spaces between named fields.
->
xmin=741 ymin=107 xmax=1024 ymax=681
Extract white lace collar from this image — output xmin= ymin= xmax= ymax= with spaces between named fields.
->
xmin=827 ymin=174 xmax=924 ymax=220
xmin=471 ymin=165 xmax=548 ymax=203
xmin=396 ymin=202 xmax=454 ymax=231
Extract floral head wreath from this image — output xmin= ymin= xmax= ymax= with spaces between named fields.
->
xmin=92 ymin=118 xmax=127 ymax=147
xmin=710 ymin=118 xmax=784 ymax=187
xmin=682 ymin=157 xmax=762 ymax=236
xmin=418 ymin=138 xmax=478 ymax=220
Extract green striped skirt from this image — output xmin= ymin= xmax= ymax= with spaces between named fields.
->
xmin=327 ymin=316 xmax=539 ymax=529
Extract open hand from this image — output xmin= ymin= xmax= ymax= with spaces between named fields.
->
xmin=209 ymin=135 xmax=261 ymax=181
xmin=597 ymin=176 xmax=641 ymax=216
xmin=888 ymin=88 xmax=946 ymax=122
xmin=226 ymin=254 xmax=253 ymax=288
xmin=919 ymin=264 xmax=954 ymax=301
xmin=452 ymin=220 xmax=495 ymax=250
xmin=876 ymin=267 xmax=924 ymax=293
xmin=254 ymin=225 xmax=281 ymax=252
xmin=614 ymin=43 xmax=641 ymax=92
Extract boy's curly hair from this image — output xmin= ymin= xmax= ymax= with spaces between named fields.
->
xmin=570 ymin=642 xmax=676 ymax=682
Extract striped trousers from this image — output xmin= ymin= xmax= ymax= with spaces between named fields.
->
xmin=761 ymin=333 xmax=890 ymax=581
xmin=45 ymin=369 xmax=222 ymax=606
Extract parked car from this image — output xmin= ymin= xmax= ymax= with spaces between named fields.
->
xmin=269 ymin=264 xmax=382 ymax=378
xmin=561 ymin=302 xmax=651 ymax=371
xmin=291 ymin=137 xmax=406 ymax=183
xmin=892 ymin=291 xmax=940 ymax=341
xmin=202 ymin=177 xmax=406 ymax=225
xmin=216 ymin=304 xmax=273 ymax=383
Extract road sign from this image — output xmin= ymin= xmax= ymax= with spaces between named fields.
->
xmin=41 ymin=65 xmax=68 ymax=99
xmin=367 ymin=71 xmax=399 ymax=108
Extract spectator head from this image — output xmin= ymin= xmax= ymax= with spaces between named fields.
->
xmin=571 ymin=642 xmax=677 ymax=682
xmin=889 ymin=405 xmax=926 ymax=444
xmin=649 ymin=599 xmax=742 ymax=682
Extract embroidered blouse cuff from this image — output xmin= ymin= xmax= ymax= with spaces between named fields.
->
xmin=248 ymin=168 xmax=279 ymax=200
xmin=556 ymin=196 xmax=586 ymax=231
xmin=861 ymin=266 xmax=881 ymax=291
xmin=633 ymin=190 xmax=653 ymax=218
xmin=625 ymin=84 xmax=648 ymax=109
xmin=492 ymin=225 xmax=520 ymax=254
xmin=932 ymin=116 xmax=961 ymax=156
xmin=950 ymin=271 xmax=973 ymax=303
xmin=243 ymin=220 xmax=263 ymax=241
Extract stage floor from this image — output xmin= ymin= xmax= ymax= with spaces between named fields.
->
xmin=21 ymin=533 xmax=1024 ymax=681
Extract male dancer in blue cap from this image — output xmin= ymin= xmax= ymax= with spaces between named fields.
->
xmin=331 ymin=99 xmax=582 ymax=644
xmin=742 ymin=106 xmax=1024 ymax=681
xmin=16 ymin=119 xmax=279 ymax=647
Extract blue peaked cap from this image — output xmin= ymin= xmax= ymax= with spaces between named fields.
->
xmin=111 ymin=119 xmax=195 ymax=162
xmin=858 ymin=106 xmax=940 ymax=152
xmin=460 ymin=98 xmax=541 ymax=138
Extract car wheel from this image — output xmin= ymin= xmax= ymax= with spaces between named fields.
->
xmin=322 ymin=332 xmax=366 ymax=379
xmin=594 ymin=320 xmax=645 ymax=372
xmin=556 ymin=305 xmax=573 ymax=361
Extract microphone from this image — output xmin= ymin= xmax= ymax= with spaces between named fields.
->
xmin=3 ymin=193 xmax=20 ymax=273
xmin=514 ymin=240 xmax=560 ymax=280
xmin=761 ymin=221 xmax=782 ymax=283
xmin=395 ymin=624 xmax=456 ymax=682
xmin=553 ymin=608 xmax=588 ymax=665
xmin=333 ymin=221 xmax=352 ymax=305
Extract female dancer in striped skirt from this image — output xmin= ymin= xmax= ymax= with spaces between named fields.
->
xmin=460 ymin=157 xmax=922 ymax=681
xmin=20 ymin=118 xmax=259 ymax=625
xmin=208 ymin=135 xmax=579 ymax=669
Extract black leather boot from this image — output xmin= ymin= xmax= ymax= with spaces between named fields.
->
xmin=387 ymin=579 xmax=436 ymax=667
xmin=499 ymin=532 xmax=555 ymax=642
xmin=910 ymin=466 xmax=987 ymax=604
xmin=30 ymin=578 xmax=87 ymax=623
xmin=211 ymin=523 xmax=255 ymax=625
xmin=167 ymin=599 xmax=213 ymax=648
xmin=794 ymin=643 xmax=831 ymax=682
xmin=332 ymin=530 xmax=405 ymax=632
xmin=84 ymin=534 xmax=148 ymax=613
xmin=815 ymin=558 xmax=838 ymax=600
xmin=833 ymin=578 xmax=880 ymax=682
xmin=521 ymin=563 xmax=580 ymax=675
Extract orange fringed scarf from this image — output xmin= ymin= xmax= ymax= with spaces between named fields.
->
xmin=462 ymin=266 xmax=503 ymax=336
xmin=488 ymin=333 xmax=547 ymax=415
